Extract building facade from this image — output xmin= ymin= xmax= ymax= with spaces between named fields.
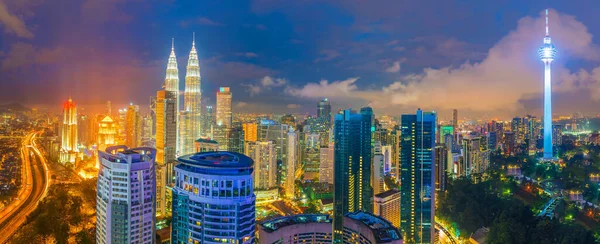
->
xmin=333 ymin=107 xmax=373 ymax=242
xmin=374 ymin=189 xmax=401 ymax=228
xmin=400 ymin=109 xmax=436 ymax=244
xmin=319 ymin=143 xmax=334 ymax=184
xmin=96 ymin=146 xmax=156 ymax=244
xmin=60 ymin=97 xmax=78 ymax=164
xmin=182 ymin=34 xmax=202 ymax=155
xmin=155 ymin=90 xmax=178 ymax=217
xmin=171 ymin=152 xmax=255 ymax=244
xmin=245 ymin=141 xmax=277 ymax=190
xmin=216 ymin=87 xmax=232 ymax=128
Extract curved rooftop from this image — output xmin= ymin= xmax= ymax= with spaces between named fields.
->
xmin=260 ymin=214 xmax=331 ymax=233
xmin=177 ymin=151 xmax=253 ymax=169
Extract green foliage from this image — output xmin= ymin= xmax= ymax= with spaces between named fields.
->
xmin=437 ymin=179 xmax=595 ymax=243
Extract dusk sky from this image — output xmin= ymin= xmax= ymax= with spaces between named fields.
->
xmin=2 ymin=0 xmax=600 ymax=119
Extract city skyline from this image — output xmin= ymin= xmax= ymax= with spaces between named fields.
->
xmin=3 ymin=2 xmax=600 ymax=118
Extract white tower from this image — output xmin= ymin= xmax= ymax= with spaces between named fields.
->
xmin=182 ymin=33 xmax=202 ymax=155
xmin=538 ymin=9 xmax=557 ymax=160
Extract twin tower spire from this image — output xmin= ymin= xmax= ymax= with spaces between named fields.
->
xmin=164 ymin=33 xmax=203 ymax=155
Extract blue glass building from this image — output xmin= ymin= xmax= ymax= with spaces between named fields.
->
xmin=171 ymin=152 xmax=255 ymax=244
xmin=400 ymin=109 xmax=436 ymax=244
xmin=332 ymin=107 xmax=373 ymax=242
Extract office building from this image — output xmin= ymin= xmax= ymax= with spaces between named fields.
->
xmin=202 ymin=105 xmax=214 ymax=137
xmin=303 ymin=133 xmax=321 ymax=181
xmin=439 ymin=125 xmax=453 ymax=145
xmin=318 ymin=98 xmax=332 ymax=122
xmin=125 ymin=104 xmax=142 ymax=148
xmin=242 ymin=123 xmax=258 ymax=142
xmin=462 ymin=135 xmax=490 ymax=176
xmin=374 ymin=189 xmax=401 ymax=228
xmin=182 ymin=33 xmax=202 ymax=155
xmin=259 ymin=212 xmax=402 ymax=244
xmin=434 ymin=144 xmax=448 ymax=192
xmin=155 ymin=90 xmax=178 ymax=216
xmin=373 ymin=142 xmax=385 ymax=195
xmin=400 ymin=109 xmax=436 ymax=244
xmin=319 ymin=143 xmax=334 ymax=184
xmin=60 ymin=97 xmax=78 ymax=164
xmin=96 ymin=146 xmax=156 ymax=244
xmin=228 ymin=125 xmax=245 ymax=154
xmin=245 ymin=141 xmax=277 ymax=190
xmin=216 ymin=87 xmax=232 ymax=128
xmin=333 ymin=107 xmax=373 ymax=242
xmin=171 ymin=152 xmax=255 ymax=244
xmin=286 ymin=129 xmax=298 ymax=198
xmin=179 ymin=111 xmax=192 ymax=155
xmin=97 ymin=115 xmax=117 ymax=151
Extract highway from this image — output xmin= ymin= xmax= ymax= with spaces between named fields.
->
xmin=0 ymin=132 xmax=50 ymax=243
xmin=435 ymin=222 xmax=459 ymax=244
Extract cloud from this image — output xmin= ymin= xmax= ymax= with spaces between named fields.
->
xmin=236 ymin=52 xmax=258 ymax=58
xmin=286 ymin=10 xmax=600 ymax=117
xmin=236 ymin=102 xmax=248 ymax=108
xmin=1 ymin=43 xmax=71 ymax=71
xmin=286 ymin=78 xmax=359 ymax=98
xmin=387 ymin=40 xmax=399 ymax=46
xmin=244 ymin=76 xmax=287 ymax=96
xmin=287 ymin=104 xmax=302 ymax=109
xmin=385 ymin=61 xmax=401 ymax=73
xmin=180 ymin=17 xmax=224 ymax=27
xmin=393 ymin=46 xmax=405 ymax=52
xmin=314 ymin=49 xmax=341 ymax=63
xmin=0 ymin=2 xmax=33 ymax=38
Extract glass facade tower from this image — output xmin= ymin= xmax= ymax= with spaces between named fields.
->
xmin=400 ymin=109 xmax=436 ymax=244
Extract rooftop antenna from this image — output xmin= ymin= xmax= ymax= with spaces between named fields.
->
xmin=545 ymin=8 xmax=549 ymax=36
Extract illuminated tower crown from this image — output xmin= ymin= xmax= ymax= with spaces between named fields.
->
xmin=538 ymin=9 xmax=556 ymax=63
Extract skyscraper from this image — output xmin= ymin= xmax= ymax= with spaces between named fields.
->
xmin=171 ymin=152 xmax=256 ymax=243
xmin=125 ymin=104 xmax=142 ymax=148
xmin=400 ymin=109 xmax=436 ymax=244
xmin=165 ymin=39 xmax=180 ymax=152
xmin=452 ymin=109 xmax=458 ymax=142
xmin=286 ymin=128 xmax=298 ymax=198
xmin=373 ymin=142 xmax=385 ymax=195
xmin=60 ymin=97 xmax=78 ymax=164
xmin=332 ymin=107 xmax=373 ymax=243
xmin=245 ymin=141 xmax=277 ymax=190
xmin=216 ymin=87 xmax=232 ymax=128
xmin=374 ymin=189 xmax=401 ymax=228
xmin=539 ymin=9 xmax=556 ymax=160
xmin=319 ymin=143 xmax=334 ymax=184
xmin=201 ymin=105 xmax=214 ymax=137
xmin=97 ymin=115 xmax=117 ymax=151
xmin=183 ymin=33 xmax=202 ymax=154
xmin=317 ymin=98 xmax=332 ymax=121
xmin=303 ymin=133 xmax=320 ymax=181
xmin=155 ymin=90 xmax=178 ymax=216
xmin=96 ymin=146 xmax=156 ymax=244
xmin=228 ymin=125 xmax=245 ymax=154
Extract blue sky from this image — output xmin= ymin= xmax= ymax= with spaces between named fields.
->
xmin=2 ymin=0 xmax=600 ymax=118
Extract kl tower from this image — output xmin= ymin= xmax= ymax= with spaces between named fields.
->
xmin=539 ymin=9 xmax=557 ymax=160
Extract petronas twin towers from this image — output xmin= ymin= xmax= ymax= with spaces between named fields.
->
xmin=165 ymin=34 xmax=202 ymax=156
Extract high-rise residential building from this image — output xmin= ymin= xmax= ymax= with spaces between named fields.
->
xmin=400 ymin=109 xmax=436 ymax=244
xmin=462 ymin=135 xmax=490 ymax=176
xmin=552 ymin=124 xmax=563 ymax=146
xmin=306 ymin=116 xmax=331 ymax=147
xmin=257 ymin=122 xmax=289 ymax=162
xmin=171 ymin=152 xmax=256 ymax=244
xmin=435 ymin=144 xmax=448 ymax=192
xmin=381 ymin=145 xmax=393 ymax=174
xmin=286 ymin=129 xmax=298 ymax=198
xmin=242 ymin=123 xmax=258 ymax=142
xmin=228 ymin=125 xmax=245 ymax=154
xmin=183 ymin=34 xmax=202 ymax=154
xmin=373 ymin=142 xmax=385 ymax=195
xmin=539 ymin=9 xmax=556 ymax=160
xmin=504 ymin=131 xmax=516 ymax=155
xmin=318 ymin=98 xmax=332 ymax=122
xmin=97 ymin=115 xmax=117 ymax=151
xmin=201 ymin=105 xmax=214 ymax=137
xmin=125 ymin=104 xmax=142 ymax=148
xmin=303 ymin=133 xmax=321 ymax=181
xmin=117 ymin=108 xmax=127 ymax=144
xmin=155 ymin=90 xmax=178 ymax=217
xmin=319 ymin=143 xmax=334 ymax=184
xmin=245 ymin=141 xmax=277 ymax=190
xmin=216 ymin=87 xmax=232 ymax=128
xmin=374 ymin=189 xmax=401 ymax=228
xmin=96 ymin=146 xmax=156 ymax=244
xmin=60 ymin=97 xmax=78 ymax=164
xmin=452 ymin=109 xmax=458 ymax=142
xmin=333 ymin=107 xmax=373 ymax=243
